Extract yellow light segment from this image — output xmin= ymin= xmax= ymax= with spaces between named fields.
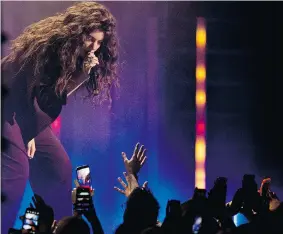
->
xmin=195 ymin=137 xmax=206 ymax=163
xmin=196 ymin=27 xmax=206 ymax=49
xmin=196 ymin=64 xmax=206 ymax=82
xmin=195 ymin=168 xmax=206 ymax=189
xmin=196 ymin=90 xmax=206 ymax=106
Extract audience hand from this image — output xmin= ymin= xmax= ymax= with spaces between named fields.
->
xmin=114 ymin=172 xmax=148 ymax=197
xmin=258 ymin=177 xmax=281 ymax=211
xmin=122 ymin=143 xmax=147 ymax=176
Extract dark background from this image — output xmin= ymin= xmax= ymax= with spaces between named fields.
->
xmin=162 ymin=2 xmax=283 ymax=188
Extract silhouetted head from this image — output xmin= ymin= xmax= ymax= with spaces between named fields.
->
xmin=120 ymin=187 xmax=160 ymax=233
xmin=38 ymin=204 xmax=54 ymax=233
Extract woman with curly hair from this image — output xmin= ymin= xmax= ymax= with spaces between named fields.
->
xmin=1 ymin=2 xmax=118 ymax=232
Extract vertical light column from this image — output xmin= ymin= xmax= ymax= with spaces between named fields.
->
xmin=195 ymin=18 xmax=207 ymax=189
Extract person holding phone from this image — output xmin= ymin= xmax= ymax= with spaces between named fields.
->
xmin=8 ymin=194 xmax=55 ymax=234
xmin=1 ymin=2 xmax=118 ymax=233
xmin=72 ymin=180 xmax=104 ymax=234
xmin=22 ymin=209 xmax=40 ymax=233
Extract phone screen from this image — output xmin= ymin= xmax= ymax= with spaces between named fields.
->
xmin=192 ymin=216 xmax=202 ymax=234
xmin=76 ymin=166 xmax=92 ymax=189
xmin=22 ymin=209 xmax=39 ymax=233
xmin=75 ymin=187 xmax=92 ymax=213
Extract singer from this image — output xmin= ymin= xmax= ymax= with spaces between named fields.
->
xmin=1 ymin=2 xmax=118 ymax=233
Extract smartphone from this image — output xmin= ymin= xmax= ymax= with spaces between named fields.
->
xmin=192 ymin=216 xmax=202 ymax=234
xmin=22 ymin=208 xmax=39 ymax=233
xmin=76 ymin=165 xmax=92 ymax=189
xmin=74 ymin=187 xmax=92 ymax=213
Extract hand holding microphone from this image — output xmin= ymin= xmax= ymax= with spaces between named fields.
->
xmin=84 ymin=50 xmax=99 ymax=75
xmin=67 ymin=51 xmax=99 ymax=97
xmin=67 ymin=50 xmax=99 ymax=97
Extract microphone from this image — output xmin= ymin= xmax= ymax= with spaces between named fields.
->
xmin=67 ymin=55 xmax=99 ymax=97
xmin=89 ymin=65 xmax=99 ymax=93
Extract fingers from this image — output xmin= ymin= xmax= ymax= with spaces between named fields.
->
xmin=87 ymin=52 xmax=99 ymax=65
xmin=135 ymin=143 xmax=147 ymax=165
xmin=88 ymin=51 xmax=99 ymax=59
xmin=139 ymin=148 xmax=147 ymax=162
xmin=71 ymin=189 xmax=76 ymax=204
xmin=84 ymin=53 xmax=99 ymax=74
xmin=140 ymin=156 xmax=147 ymax=167
xmin=121 ymin=152 xmax=128 ymax=162
xmin=29 ymin=144 xmax=36 ymax=158
xmin=123 ymin=171 xmax=130 ymax=185
xmin=118 ymin=177 xmax=127 ymax=189
xmin=91 ymin=189 xmax=95 ymax=197
xmin=51 ymin=220 xmax=57 ymax=230
xmin=34 ymin=194 xmax=45 ymax=206
xmin=137 ymin=145 xmax=145 ymax=160
xmin=261 ymin=178 xmax=271 ymax=186
xmin=142 ymin=181 xmax=148 ymax=189
xmin=31 ymin=196 xmax=39 ymax=208
xmin=27 ymin=139 xmax=36 ymax=159
xmin=133 ymin=142 xmax=140 ymax=157
xmin=27 ymin=145 xmax=32 ymax=157
xmin=30 ymin=202 xmax=34 ymax=209
xmin=74 ymin=179 xmax=80 ymax=188
xmin=31 ymin=196 xmax=37 ymax=205
xmin=27 ymin=147 xmax=34 ymax=159
xmin=90 ymin=60 xmax=99 ymax=67
xmin=114 ymin=186 xmax=125 ymax=195
xmin=72 ymin=180 xmax=80 ymax=203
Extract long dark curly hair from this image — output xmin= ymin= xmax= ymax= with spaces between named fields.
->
xmin=1 ymin=1 xmax=119 ymax=104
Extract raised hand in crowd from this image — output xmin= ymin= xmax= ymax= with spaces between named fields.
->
xmin=114 ymin=172 xmax=148 ymax=197
xmin=258 ymin=177 xmax=281 ymax=211
xmin=121 ymin=143 xmax=147 ymax=177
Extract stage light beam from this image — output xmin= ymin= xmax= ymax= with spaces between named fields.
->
xmin=195 ymin=17 xmax=207 ymax=189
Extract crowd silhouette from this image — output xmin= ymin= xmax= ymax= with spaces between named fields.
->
xmin=2 ymin=143 xmax=282 ymax=234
